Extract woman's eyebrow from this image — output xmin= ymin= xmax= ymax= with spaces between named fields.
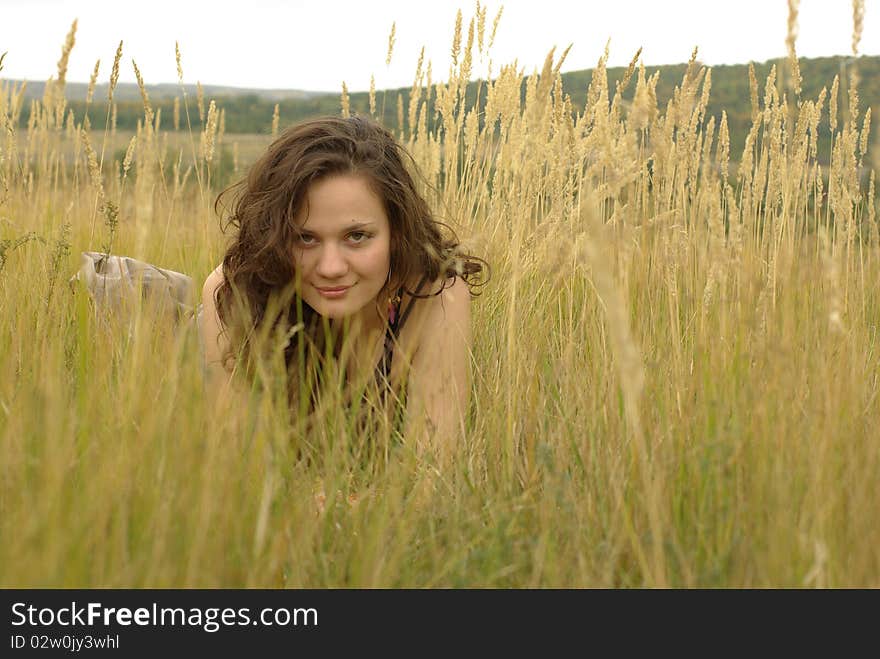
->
xmin=298 ymin=221 xmax=375 ymax=235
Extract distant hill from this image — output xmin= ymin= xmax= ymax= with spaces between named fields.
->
xmin=559 ymin=55 xmax=879 ymax=160
xmin=12 ymin=80 xmax=321 ymax=102
xmin=3 ymin=55 xmax=877 ymax=161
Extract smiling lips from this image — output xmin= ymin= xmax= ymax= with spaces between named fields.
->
xmin=315 ymin=284 xmax=351 ymax=297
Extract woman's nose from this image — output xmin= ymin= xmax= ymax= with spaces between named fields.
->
xmin=315 ymin=243 xmax=349 ymax=278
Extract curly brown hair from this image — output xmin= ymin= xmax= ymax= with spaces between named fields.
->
xmin=213 ymin=115 xmax=488 ymax=410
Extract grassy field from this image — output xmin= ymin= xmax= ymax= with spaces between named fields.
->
xmin=1 ymin=8 xmax=878 ymax=587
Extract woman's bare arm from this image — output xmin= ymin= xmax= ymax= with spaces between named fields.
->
xmin=200 ymin=264 xmax=232 ymax=384
xmin=404 ymin=276 xmax=473 ymax=470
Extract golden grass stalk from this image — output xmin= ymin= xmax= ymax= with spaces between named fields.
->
xmin=830 ymin=74 xmax=839 ymax=133
xmin=175 ymin=41 xmax=184 ymax=83
xmin=386 ymin=21 xmax=396 ymax=66
xmin=341 ymin=82 xmax=350 ymax=119
xmin=786 ymin=0 xmax=802 ymax=96
xmin=197 ymin=81 xmax=205 ymax=123
xmin=55 ymin=19 xmax=77 ymax=90
xmin=451 ymin=9 xmax=463 ymax=68
xmin=86 ymin=59 xmax=100 ymax=105
xmin=108 ymin=41 xmax=122 ymax=102
xmin=131 ymin=59 xmax=154 ymax=128
xmin=852 ymin=0 xmax=865 ymax=55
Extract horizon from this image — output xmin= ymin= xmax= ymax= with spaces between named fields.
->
xmin=6 ymin=52 xmax=878 ymax=98
xmin=0 ymin=0 xmax=876 ymax=94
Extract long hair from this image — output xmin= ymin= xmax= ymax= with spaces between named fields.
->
xmin=213 ymin=115 xmax=488 ymax=414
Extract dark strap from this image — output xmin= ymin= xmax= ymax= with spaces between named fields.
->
xmin=394 ymin=273 xmax=431 ymax=336
xmin=374 ymin=273 xmax=432 ymax=395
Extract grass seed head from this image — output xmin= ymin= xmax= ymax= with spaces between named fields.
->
xmin=786 ymin=0 xmax=802 ymax=96
xmin=197 ymin=81 xmax=205 ymax=123
xmin=830 ymin=74 xmax=839 ymax=133
xmin=386 ymin=21 xmax=396 ymax=66
xmin=852 ymin=0 xmax=865 ymax=56
xmin=55 ymin=19 xmax=77 ymax=89
xmin=109 ymin=41 xmax=122 ymax=101
xmin=175 ymin=41 xmax=184 ymax=83
xmin=341 ymin=82 xmax=350 ymax=119
xmin=87 ymin=59 xmax=100 ymax=105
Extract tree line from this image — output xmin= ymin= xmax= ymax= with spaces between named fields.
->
xmin=15 ymin=55 xmax=879 ymax=164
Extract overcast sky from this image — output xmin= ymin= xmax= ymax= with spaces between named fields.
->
xmin=1 ymin=0 xmax=877 ymax=92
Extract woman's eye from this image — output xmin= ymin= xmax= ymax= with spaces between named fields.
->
xmin=297 ymin=232 xmax=371 ymax=247
xmin=348 ymin=231 xmax=371 ymax=244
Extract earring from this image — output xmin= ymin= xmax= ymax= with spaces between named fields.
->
xmin=387 ymin=293 xmax=401 ymax=324
xmin=385 ymin=269 xmax=400 ymax=324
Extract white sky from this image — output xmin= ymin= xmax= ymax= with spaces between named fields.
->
xmin=1 ymin=0 xmax=877 ymax=92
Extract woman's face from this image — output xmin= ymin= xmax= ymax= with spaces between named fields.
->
xmin=293 ymin=174 xmax=392 ymax=325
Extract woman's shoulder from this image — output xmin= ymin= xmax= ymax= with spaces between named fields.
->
xmin=202 ymin=264 xmax=225 ymax=303
xmin=407 ymin=272 xmax=468 ymax=297
xmin=397 ymin=273 xmax=472 ymax=415
xmin=424 ymin=274 xmax=469 ymax=305
xmin=200 ymin=264 xmax=231 ymax=375
xmin=427 ymin=275 xmax=470 ymax=319
xmin=401 ymin=274 xmax=470 ymax=342
xmin=402 ymin=272 xmax=465 ymax=309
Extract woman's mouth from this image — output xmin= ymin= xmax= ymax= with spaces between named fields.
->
xmin=316 ymin=285 xmax=351 ymax=298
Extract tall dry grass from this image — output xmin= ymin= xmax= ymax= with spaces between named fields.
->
xmin=0 ymin=5 xmax=878 ymax=586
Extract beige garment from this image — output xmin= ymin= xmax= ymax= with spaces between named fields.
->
xmin=69 ymin=251 xmax=199 ymax=326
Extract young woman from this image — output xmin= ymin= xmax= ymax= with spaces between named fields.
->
xmin=200 ymin=115 xmax=488 ymax=458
